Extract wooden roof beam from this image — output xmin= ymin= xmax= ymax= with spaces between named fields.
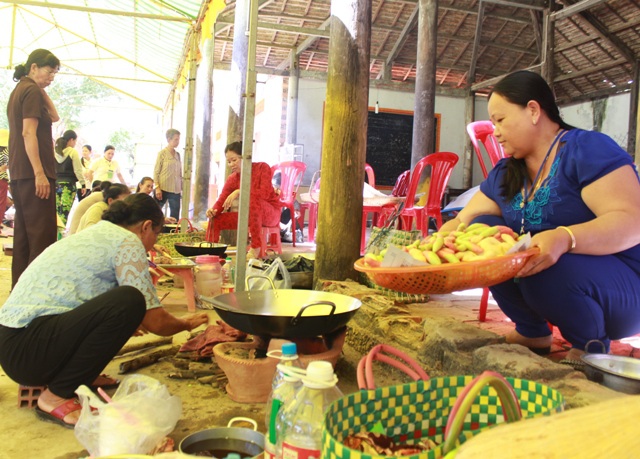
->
xmin=378 ymin=6 xmax=418 ymax=79
xmin=559 ymin=0 xmax=637 ymax=63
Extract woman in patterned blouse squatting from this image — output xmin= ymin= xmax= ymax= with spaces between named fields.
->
xmin=0 ymin=193 xmax=209 ymax=428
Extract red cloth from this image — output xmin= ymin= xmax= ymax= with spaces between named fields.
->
xmin=179 ymin=320 xmax=247 ymax=357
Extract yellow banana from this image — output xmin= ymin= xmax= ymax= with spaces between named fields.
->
xmin=432 ymin=235 xmax=445 ymax=252
xmin=465 ymin=223 xmax=489 ymax=232
xmin=424 ymin=250 xmax=442 ymax=265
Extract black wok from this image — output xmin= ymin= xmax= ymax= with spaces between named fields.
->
xmin=174 ymin=241 xmax=228 ymax=257
xmin=200 ymin=290 xmax=361 ymax=339
xmin=161 ymin=223 xmax=178 ymax=233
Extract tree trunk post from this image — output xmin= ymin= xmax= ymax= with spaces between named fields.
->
xmin=411 ymin=0 xmax=438 ymax=166
xmin=193 ymin=32 xmax=215 ymax=221
xmin=227 ymin=0 xmax=249 ymax=143
xmin=409 ymin=0 xmax=438 ymax=209
xmin=314 ymin=0 xmax=372 ymax=285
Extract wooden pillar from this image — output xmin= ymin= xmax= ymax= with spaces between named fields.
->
xmin=286 ymin=51 xmax=299 ymax=145
xmin=411 ymin=0 xmax=438 ymax=166
xmin=193 ymin=32 xmax=215 ymax=221
xmin=314 ymin=0 xmax=372 ymax=284
xmin=227 ymin=0 xmax=249 ymax=143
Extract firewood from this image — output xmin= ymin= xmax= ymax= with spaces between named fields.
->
xmin=117 ymin=345 xmax=179 ymax=374
xmin=117 ymin=336 xmax=173 ymax=356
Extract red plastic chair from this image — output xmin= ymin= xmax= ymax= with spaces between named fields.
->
xmin=466 ymin=120 xmax=505 ymax=178
xmin=364 ymin=163 xmax=375 ymax=187
xmin=391 ymin=170 xmax=411 ymax=197
xmin=385 ymin=152 xmax=458 ymax=237
xmin=466 ymin=121 xmax=505 ymax=322
xmin=272 ymin=161 xmax=306 ymax=246
xmin=361 ymin=169 xmax=412 ymax=254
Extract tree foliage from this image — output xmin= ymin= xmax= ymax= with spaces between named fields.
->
xmin=0 ymin=70 xmax=115 ymax=135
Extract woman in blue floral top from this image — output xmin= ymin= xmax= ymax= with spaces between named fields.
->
xmin=441 ymin=71 xmax=640 ymax=362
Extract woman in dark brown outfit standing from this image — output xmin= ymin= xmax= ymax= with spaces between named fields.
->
xmin=7 ymin=49 xmax=61 ymax=287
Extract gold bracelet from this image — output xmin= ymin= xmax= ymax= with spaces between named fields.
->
xmin=557 ymin=226 xmax=576 ymax=251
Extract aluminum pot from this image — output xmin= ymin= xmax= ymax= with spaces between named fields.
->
xmin=580 ymin=353 xmax=640 ymax=394
xmin=178 ymin=417 xmax=264 ymax=458
xmin=200 ymin=289 xmax=361 ymax=339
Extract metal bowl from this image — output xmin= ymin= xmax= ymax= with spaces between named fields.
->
xmin=174 ymin=241 xmax=228 ymax=257
xmin=580 ymin=354 xmax=640 ymax=394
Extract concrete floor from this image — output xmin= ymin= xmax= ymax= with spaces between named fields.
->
xmin=0 ymin=227 xmax=637 ymax=458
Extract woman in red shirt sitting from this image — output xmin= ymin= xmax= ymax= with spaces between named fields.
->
xmin=206 ymin=141 xmax=281 ymax=259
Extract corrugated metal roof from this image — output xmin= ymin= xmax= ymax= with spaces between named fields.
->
xmin=0 ymin=0 xmax=203 ymax=110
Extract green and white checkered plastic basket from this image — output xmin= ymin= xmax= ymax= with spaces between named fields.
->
xmin=322 ymin=372 xmax=565 ymax=459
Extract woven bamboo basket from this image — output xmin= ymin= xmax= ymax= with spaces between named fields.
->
xmin=354 ymin=248 xmax=537 ymax=294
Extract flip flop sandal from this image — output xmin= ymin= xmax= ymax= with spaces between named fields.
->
xmin=91 ymin=373 xmax=120 ymax=390
xmin=35 ymin=398 xmax=81 ymax=429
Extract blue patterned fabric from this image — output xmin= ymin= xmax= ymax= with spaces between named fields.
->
xmin=481 ymin=128 xmax=636 ymax=234
xmin=0 ymin=220 xmax=161 ymax=328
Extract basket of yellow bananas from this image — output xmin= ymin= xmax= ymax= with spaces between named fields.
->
xmin=354 ymin=223 xmax=537 ymax=294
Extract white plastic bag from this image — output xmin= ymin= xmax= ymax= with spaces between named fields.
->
xmin=74 ymin=374 xmax=182 ymax=457
xmin=246 ymin=257 xmax=292 ymax=290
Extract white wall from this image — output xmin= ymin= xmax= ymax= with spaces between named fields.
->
xmin=296 ymin=79 xmax=490 ymax=189
xmin=561 ymin=92 xmax=631 ymax=152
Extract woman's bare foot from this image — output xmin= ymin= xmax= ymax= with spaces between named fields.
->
xmin=37 ymin=389 xmax=81 ymax=426
xmin=506 ymin=329 xmax=553 ymax=350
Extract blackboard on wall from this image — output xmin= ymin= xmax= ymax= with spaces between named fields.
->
xmin=366 ymin=109 xmax=440 ymax=188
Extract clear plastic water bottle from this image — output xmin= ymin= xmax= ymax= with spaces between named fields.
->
xmin=221 ymin=256 xmax=235 ymax=293
xmin=264 ymin=343 xmax=303 ymax=459
xmin=278 ymin=361 xmax=343 ymax=459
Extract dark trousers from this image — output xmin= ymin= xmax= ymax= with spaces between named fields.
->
xmin=0 ymin=286 xmax=146 ymax=398
xmin=155 ymin=190 xmax=181 ymax=221
xmin=474 ymin=215 xmax=640 ymax=352
xmin=10 ymin=178 xmax=57 ymax=288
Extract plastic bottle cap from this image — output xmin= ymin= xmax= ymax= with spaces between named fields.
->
xmin=195 ymin=255 xmax=220 ymax=264
xmin=282 ymin=342 xmax=297 ymax=356
xmin=225 ymin=256 xmax=232 ymax=261
xmin=306 ymin=361 xmax=334 ymax=382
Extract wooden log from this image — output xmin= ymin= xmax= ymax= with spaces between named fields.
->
xmin=117 ymin=336 xmax=174 ymax=356
xmin=315 ymin=0 xmax=372 ymax=284
xmin=118 ymin=345 xmax=179 ymax=374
